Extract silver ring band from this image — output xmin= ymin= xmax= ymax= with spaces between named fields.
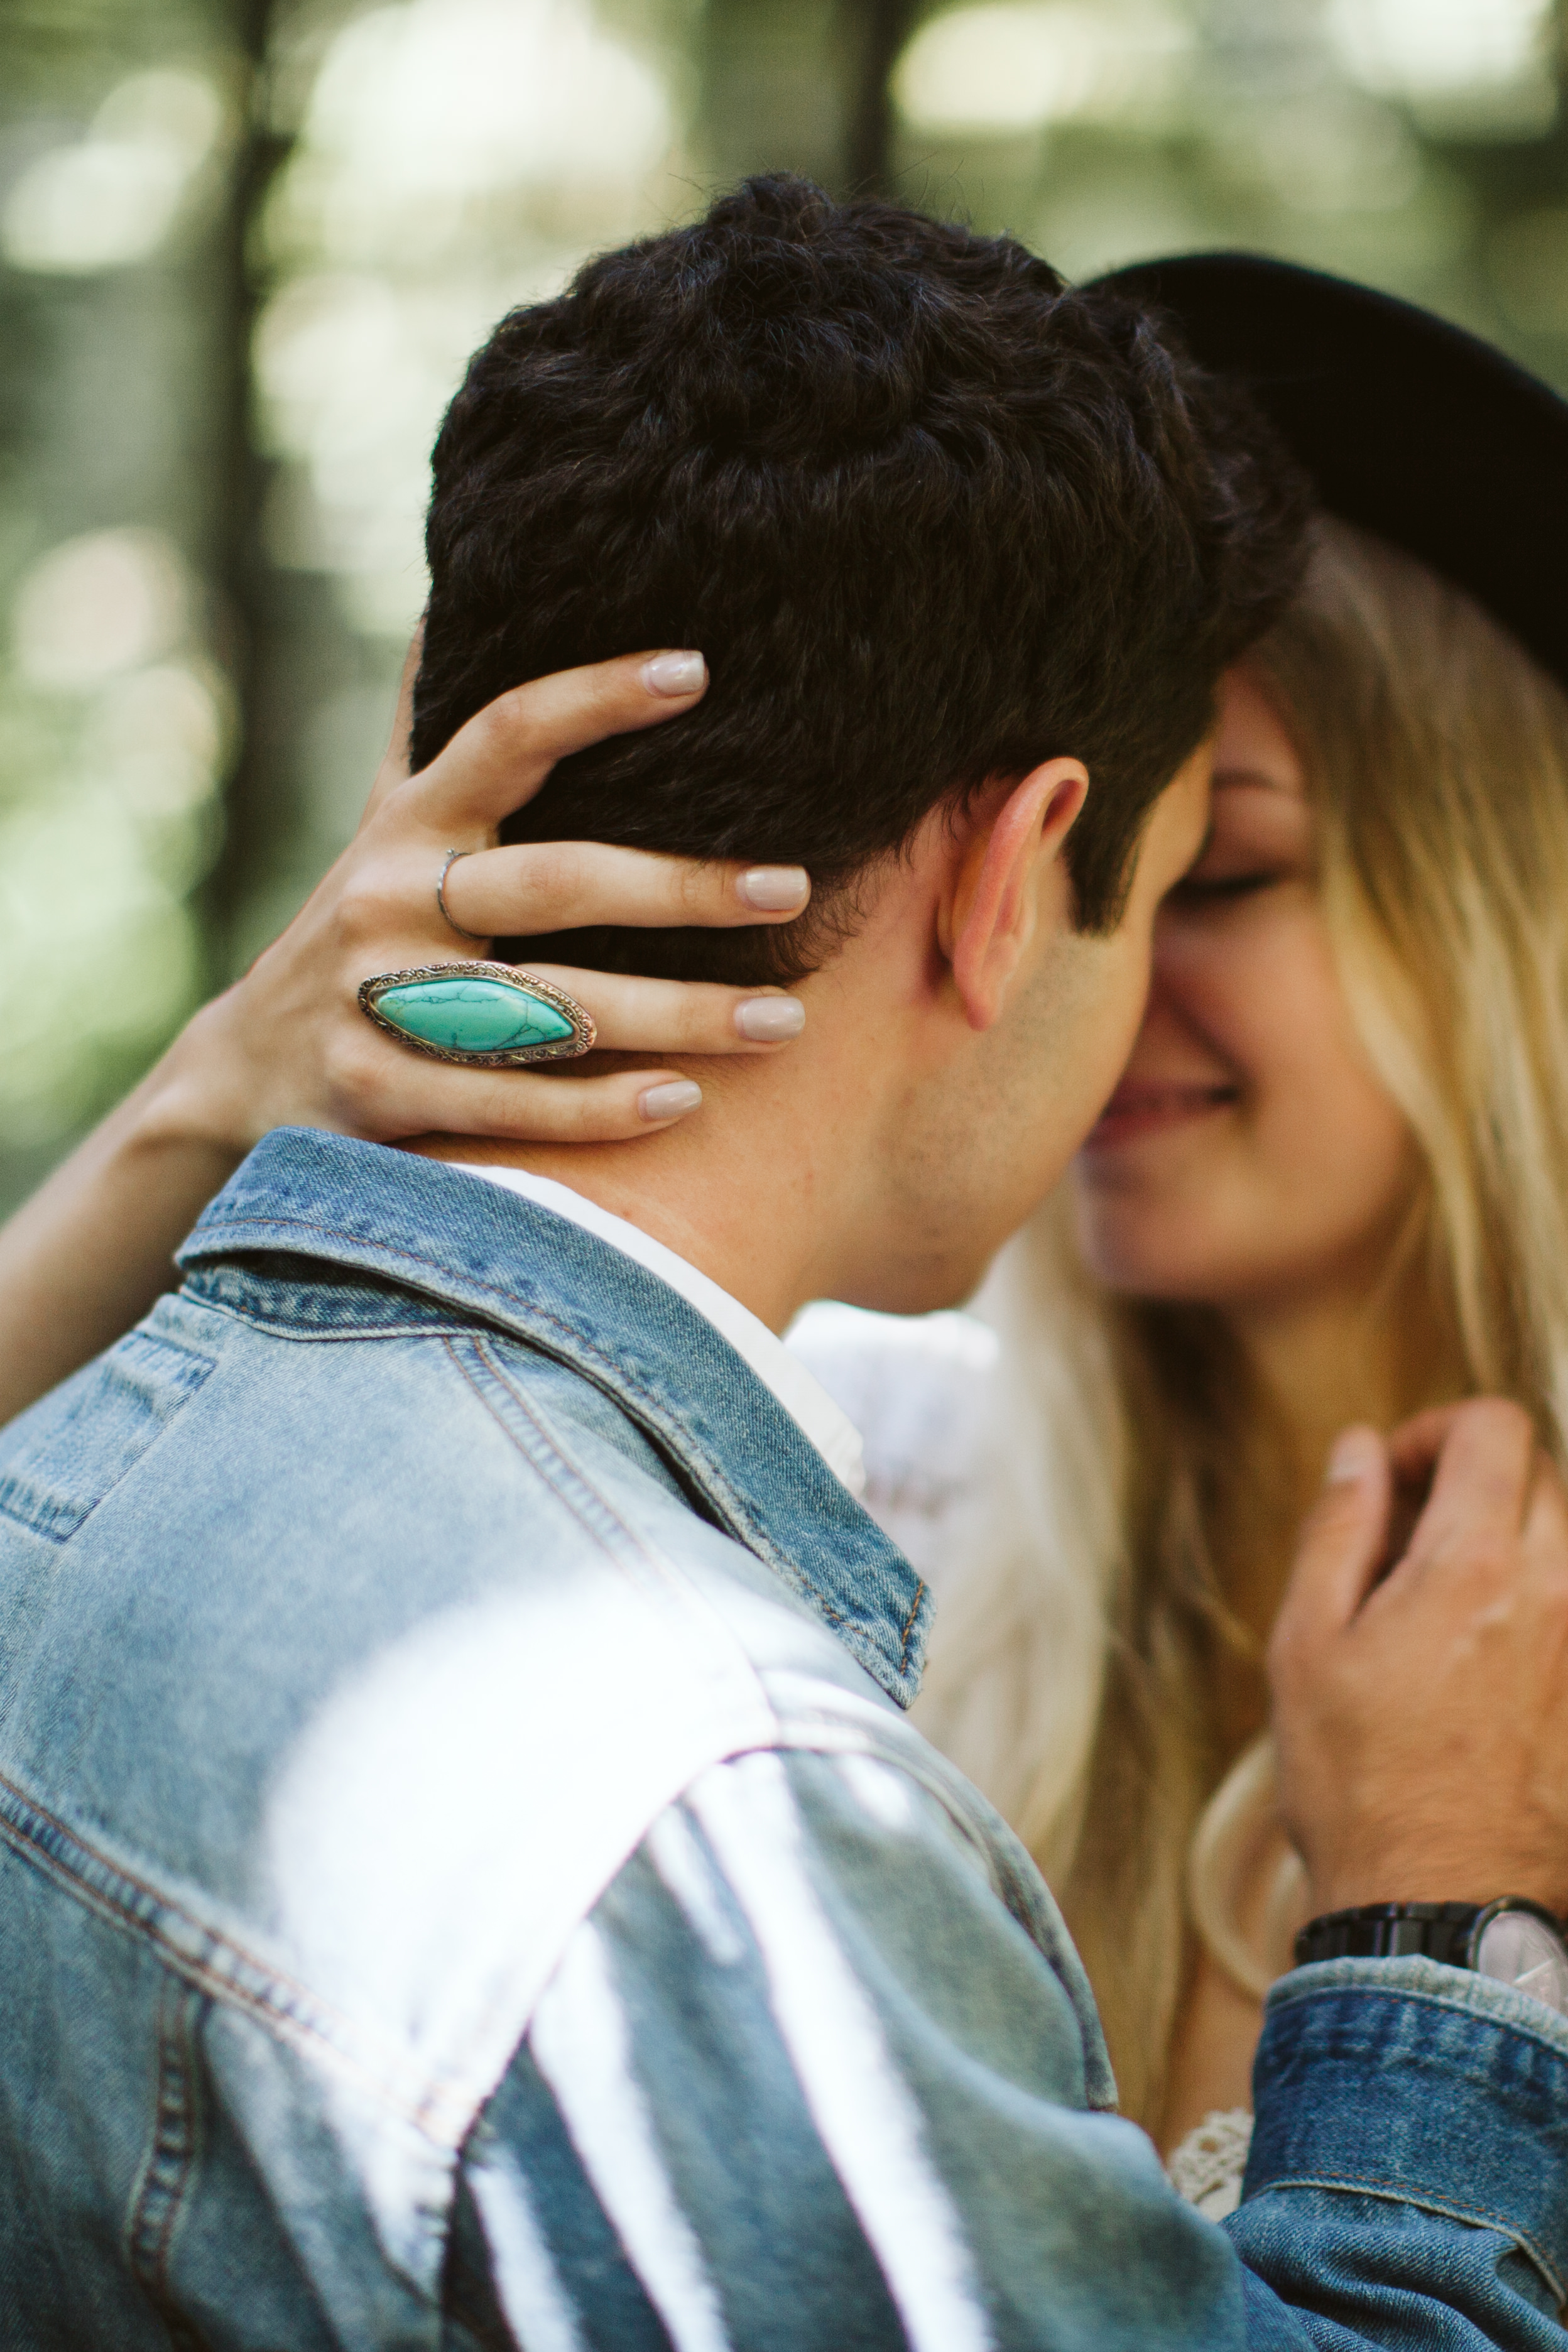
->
xmin=437 ymin=847 xmax=489 ymax=942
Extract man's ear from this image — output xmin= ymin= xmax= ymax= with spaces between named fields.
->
xmin=940 ymin=759 xmax=1089 ymax=1031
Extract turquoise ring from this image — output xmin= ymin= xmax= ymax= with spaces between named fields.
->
xmin=357 ymin=961 xmax=597 ymax=1068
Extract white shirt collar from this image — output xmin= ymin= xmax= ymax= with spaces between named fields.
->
xmin=447 ymin=1163 xmax=867 ymax=1498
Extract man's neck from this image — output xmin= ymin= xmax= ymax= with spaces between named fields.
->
xmin=417 ymin=1129 xmax=807 ymax=1331
xmin=406 ymin=1008 xmax=891 ymax=1334
xmin=401 ymin=821 xmax=1035 ymax=1330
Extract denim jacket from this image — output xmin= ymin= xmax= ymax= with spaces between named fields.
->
xmin=2 ymin=1126 xmax=1567 ymax=2349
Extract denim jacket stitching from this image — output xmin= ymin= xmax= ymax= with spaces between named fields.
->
xmin=126 ymin=1971 xmax=212 ymax=2348
xmin=445 ymin=1336 xmax=719 ymax=1614
xmin=0 ymin=1330 xmax=215 ymax=1548
xmin=896 ymin=1577 xmax=928 ymax=1676
xmin=0 ymin=1765 xmax=465 ymax=2142
xmin=189 ymin=1212 xmax=917 ymax=1687
xmin=771 ymin=1714 xmax=1059 ymax=1940
xmin=455 ymin=1335 xmax=801 ymax=1697
xmin=187 ymin=1211 xmax=864 ymax=1647
xmin=462 ymin=1330 xmax=862 ymax=1636
xmin=442 ymin=1336 xmax=636 ymax=1549
xmin=1248 ymin=2174 xmax=1567 ymax=2307
xmin=182 ymin=1287 xmax=477 ymax=1348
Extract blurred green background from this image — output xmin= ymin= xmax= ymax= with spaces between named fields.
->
xmin=4 ymin=0 xmax=1568 ymax=1212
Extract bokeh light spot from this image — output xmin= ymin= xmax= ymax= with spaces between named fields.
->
xmin=1 ymin=68 xmax=224 ymax=274
xmin=12 ymin=531 xmax=190 ymax=692
xmin=893 ymin=1 xmax=1189 ymax=136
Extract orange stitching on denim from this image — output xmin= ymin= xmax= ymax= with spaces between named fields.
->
xmin=127 ymin=1973 xmax=205 ymax=2313
xmin=898 ymin=1579 xmax=928 ymax=1673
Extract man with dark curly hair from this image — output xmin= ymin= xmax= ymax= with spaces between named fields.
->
xmin=415 ymin=175 xmax=1297 ymax=985
xmin=5 ymin=177 xmax=1568 ymax=2351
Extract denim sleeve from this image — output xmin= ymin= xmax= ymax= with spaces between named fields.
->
xmin=1229 ymin=1954 xmax=1568 ymax=2346
xmin=449 ymin=1747 xmax=1568 ymax=2351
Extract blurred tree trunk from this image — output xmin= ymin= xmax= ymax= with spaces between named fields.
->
xmin=838 ymin=0 xmax=918 ymax=193
xmin=699 ymin=0 xmax=918 ymax=199
xmin=204 ymin=0 xmax=290 ymax=979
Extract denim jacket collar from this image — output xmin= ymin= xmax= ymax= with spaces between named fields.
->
xmin=177 ymin=1126 xmax=931 ymax=1706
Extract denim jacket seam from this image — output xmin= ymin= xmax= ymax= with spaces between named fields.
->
xmin=460 ymin=1334 xmax=829 ymax=1660
xmin=0 ymin=1332 xmax=218 ymax=1550
xmin=447 ymin=1335 xmax=702 ymax=1604
xmin=181 ymin=1285 xmax=479 ymax=1346
xmin=0 ymin=1764 xmax=465 ymax=2143
xmin=771 ymin=1712 xmax=1077 ymax=1963
xmin=462 ymin=1326 xmax=856 ymax=1639
xmin=187 ymin=1213 xmax=850 ymax=1623
xmin=125 ymin=1970 xmax=207 ymax=2321
xmin=896 ymin=1577 xmax=928 ymax=1674
xmin=1246 ymin=2173 xmax=1566 ymax=2305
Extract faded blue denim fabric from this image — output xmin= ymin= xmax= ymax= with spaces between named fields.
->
xmin=0 ymin=1126 xmax=1564 ymax=2348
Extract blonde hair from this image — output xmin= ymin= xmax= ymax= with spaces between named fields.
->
xmin=915 ymin=516 xmax=1568 ymax=2126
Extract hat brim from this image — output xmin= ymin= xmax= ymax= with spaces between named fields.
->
xmin=1093 ymin=251 xmax=1568 ymax=695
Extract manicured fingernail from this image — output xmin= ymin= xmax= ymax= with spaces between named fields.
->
xmin=641 ymin=651 xmax=707 ymax=697
xmin=638 ymin=1079 xmax=703 ymax=1122
xmin=739 ymin=864 xmax=809 ymax=912
xmin=1326 ymin=1429 xmax=1378 ymax=1484
xmin=735 ymin=996 xmax=805 ymax=1042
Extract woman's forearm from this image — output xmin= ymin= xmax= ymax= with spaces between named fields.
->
xmin=0 ymin=649 xmax=811 ymax=1429
xmin=0 ymin=1000 xmax=246 ymax=1422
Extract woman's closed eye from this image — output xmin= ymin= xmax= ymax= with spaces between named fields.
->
xmin=1173 ymin=859 xmax=1281 ymax=901
xmin=1171 ymin=778 xmax=1314 ymax=905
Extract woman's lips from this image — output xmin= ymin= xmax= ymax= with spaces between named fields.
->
xmin=1084 ymin=1079 xmax=1239 ymax=1150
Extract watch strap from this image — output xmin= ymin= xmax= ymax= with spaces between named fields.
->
xmin=1295 ymin=1897 xmax=1560 ymax=1970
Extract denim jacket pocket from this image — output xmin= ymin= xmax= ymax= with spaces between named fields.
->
xmin=0 ymin=1328 xmax=215 ymax=1545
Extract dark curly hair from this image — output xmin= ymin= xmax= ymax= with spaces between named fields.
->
xmin=414 ymin=175 xmax=1308 ymax=983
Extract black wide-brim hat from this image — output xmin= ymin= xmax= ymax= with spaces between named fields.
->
xmin=1092 ymin=251 xmax=1568 ymax=696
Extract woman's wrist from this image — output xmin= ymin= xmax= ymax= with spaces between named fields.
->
xmin=0 ymin=996 xmax=262 ymax=1423
xmin=121 ymin=986 xmax=275 ymax=1167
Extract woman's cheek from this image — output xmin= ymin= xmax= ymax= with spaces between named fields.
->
xmin=1157 ymin=907 xmax=1318 ymax=1084
xmin=1229 ymin=916 xmax=1416 ymax=1232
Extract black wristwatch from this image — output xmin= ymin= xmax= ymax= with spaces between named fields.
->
xmin=1295 ymin=1898 xmax=1568 ymax=2017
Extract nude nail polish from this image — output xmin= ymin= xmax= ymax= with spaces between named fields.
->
xmin=734 ymin=997 xmax=806 ymax=1042
xmin=641 ymin=651 xmax=707 ymax=696
xmin=1326 ymin=1428 xmax=1378 ymax=1484
xmin=639 ymin=1079 xmax=703 ymax=1121
xmin=739 ymin=866 xmax=809 ymax=912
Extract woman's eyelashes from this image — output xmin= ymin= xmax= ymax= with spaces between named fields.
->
xmin=1172 ymin=840 xmax=1294 ymax=901
xmin=1171 ymin=786 xmax=1313 ymax=903
xmin=1173 ymin=864 xmax=1279 ymax=901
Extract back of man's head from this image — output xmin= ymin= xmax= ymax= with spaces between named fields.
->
xmin=414 ymin=175 xmax=1307 ymax=984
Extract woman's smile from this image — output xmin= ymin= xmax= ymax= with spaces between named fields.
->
xmin=1084 ymin=1075 xmax=1241 ymax=1151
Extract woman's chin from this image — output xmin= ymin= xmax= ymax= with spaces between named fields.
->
xmin=1070 ymin=1169 xmax=1249 ymax=1302
xmin=1076 ymin=1235 xmax=1235 ymax=1300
